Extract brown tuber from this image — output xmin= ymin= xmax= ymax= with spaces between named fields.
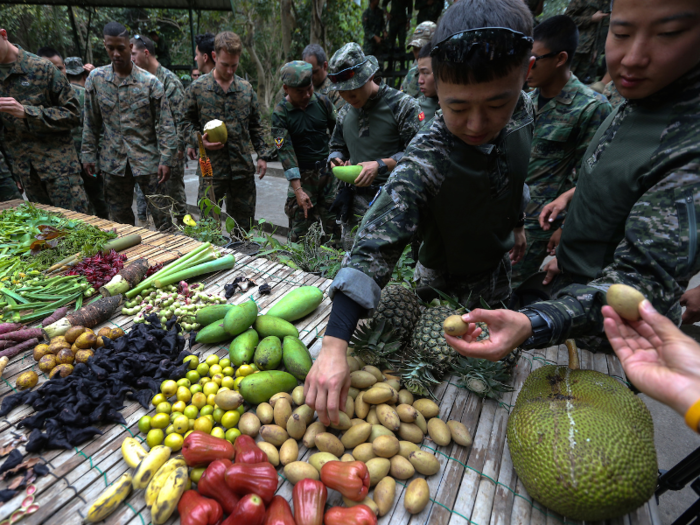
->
xmin=16 ymin=371 xmax=38 ymax=390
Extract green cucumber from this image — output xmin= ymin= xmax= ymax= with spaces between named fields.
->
xmin=282 ymin=336 xmax=313 ymax=381
xmin=332 ymin=165 xmax=362 ymax=184
xmin=254 ymin=315 xmax=299 ymax=339
xmin=267 ymin=286 xmax=324 ymax=322
xmin=229 ymin=328 xmax=259 ymax=367
xmin=254 ymin=336 xmax=282 ymax=371
xmin=195 ymin=320 xmax=230 ymax=345
xmin=196 ymin=304 xmax=236 ymax=326
xmin=239 ymin=370 xmax=298 ymax=404
xmin=223 ymin=300 xmax=258 ymax=337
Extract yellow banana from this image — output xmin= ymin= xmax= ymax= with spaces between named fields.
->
xmin=144 ymin=455 xmax=186 ymax=507
xmin=121 ymin=437 xmax=148 ymax=468
xmin=84 ymin=472 xmax=133 ymax=523
xmin=132 ymin=445 xmax=171 ymax=490
xmin=151 ymin=465 xmax=188 ymax=525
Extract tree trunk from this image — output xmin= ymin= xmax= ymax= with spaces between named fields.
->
xmin=310 ymin=0 xmax=326 ymax=45
xmin=280 ymin=0 xmax=295 ymax=60
xmin=243 ymin=10 xmax=269 ymax=112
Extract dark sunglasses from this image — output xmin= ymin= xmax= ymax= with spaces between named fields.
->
xmin=531 ymin=50 xmax=561 ymax=68
xmin=430 ymin=27 xmax=533 ymax=62
xmin=328 ymin=59 xmax=368 ymax=83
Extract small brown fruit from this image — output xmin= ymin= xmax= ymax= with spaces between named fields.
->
xmin=443 ymin=314 xmax=469 ymax=336
xmin=56 ymin=348 xmax=75 ymax=365
xmin=48 ymin=341 xmax=70 ymax=355
xmin=97 ymin=327 xmax=112 ymax=338
xmin=16 ymin=371 xmax=38 ymax=390
xmin=64 ymin=326 xmax=86 ymax=344
xmin=49 ymin=364 xmax=73 ymax=379
xmin=74 ymin=349 xmax=94 ymax=364
xmin=108 ymin=327 xmax=125 ymax=340
xmin=33 ymin=344 xmax=50 ymax=362
xmin=606 ymin=283 xmax=646 ymax=321
xmin=38 ymin=354 xmax=57 ymax=373
xmin=74 ymin=332 xmax=97 ymax=349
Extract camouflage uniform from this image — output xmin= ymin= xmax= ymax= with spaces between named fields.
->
xmin=181 ymin=73 xmax=273 ymax=231
xmin=328 ymin=44 xmax=423 ymax=250
xmin=0 ymin=146 xmax=21 ymax=202
xmin=273 ymin=62 xmax=338 ymax=241
xmin=362 ymin=5 xmax=386 ymax=56
xmin=418 ymin=94 xmax=439 ymax=124
xmin=315 ymin=75 xmax=345 ymax=110
xmin=401 ymin=64 xmax=420 ymax=98
xmin=82 ymin=63 xmax=177 ymax=230
xmin=0 ymin=47 xmax=90 ymax=213
xmin=401 ymin=22 xmax=437 ymax=98
xmin=415 ymin=0 xmax=443 ymax=25
xmin=565 ymin=0 xmax=610 ymax=83
xmin=382 ymin=0 xmax=413 ymax=51
xmin=511 ymin=74 xmax=612 ymax=288
xmin=603 ymin=80 xmax=625 ymax=109
xmin=329 ymin=96 xmax=535 ymax=312
xmin=522 ymin=64 xmax=700 ymax=351
xmin=154 ymin=64 xmax=188 ymax=222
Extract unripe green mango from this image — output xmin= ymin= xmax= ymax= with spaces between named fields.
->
xmin=282 ymin=336 xmax=313 ymax=381
xmin=196 ymin=304 xmax=235 ymax=326
xmin=254 ymin=315 xmax=299 ymax=339
xmin=239 ymin=370 xmax=298 ymax=404
xmin=267 ymin=286 xmax=324 ymax=322
xmin=229 ymin=328 xmax=259 ymax=366
xmin=332 ymin=165 xmax=362 ymax=184
xmin=195 ymin=321 xmax=229 ymax=345
xmin=223 ymin=300 xmax=258 ymax=337
xmin=254 ymin=336 xmax=283 ymax=371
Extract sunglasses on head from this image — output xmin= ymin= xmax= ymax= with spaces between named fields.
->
xmin=430 ymin=27 xmax=533 ymax=63
xmin=328 ymin=58 xmax=368 ymax=84
xmin=133 ymin=34 xmax=145 ymax=42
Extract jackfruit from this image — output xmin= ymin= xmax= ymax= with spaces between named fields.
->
xmin=507 ymin=342 xmax=657 ymax=521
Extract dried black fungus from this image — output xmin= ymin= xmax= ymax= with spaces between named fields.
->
xmin=259 ymin=283 xmax=272 ymax=295
xmin=0 ymin=450 xmax=23 ymax=475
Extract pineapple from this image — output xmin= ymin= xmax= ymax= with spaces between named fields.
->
xmin=453 ymin=354 xmax=519 ymax=399
xmin=410 ymin=305 xmax=461 ymax=376
xmin=373 ymin=284 xmax=422 ymax=345
xmin=350 ymin=318 xmax=403 ymax=368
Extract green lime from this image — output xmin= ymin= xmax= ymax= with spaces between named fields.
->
xmin=183 ymin=405 xmax=199 ymax=419
xmin=237 ymin=405 xmax=246 ymax=415
xmin=151 ymin=413 xmax=170 ymax=429
xmin=212 ymin=408 xmax=224 ymax=423
xmin=190 ymin=467 xmax=206 ymax=483
xmin=177 ymin=378 xmax=192 ymax=388
xmin=164 ymin=432 xmax=184 ymax=451
xmin=225 ymin=428 xmax=241 ymax=443
xmin=200 ymin=405 xmax=214 ymax=417
xmin=146 ymin=428 xmax=164 ymax=447
xmin=196 ymin=363 xmax=210 ymax=377
xmin=220 ymin=358 xmax=231 ymax=368
xmin=138 ymin=415 xmax=152 ymax=434
xmin=210 ymin=427 xmax=226 ymax=439
xmin=190 ymin=384 xmax=202 ymax=394
xmin=184 ymin=355 xmax=199 ymax=369
xmin=156 ymin=402 xmax=172 ymax=415
xmin=221 ymin=410 xmax=240 ymax=429
xmin=186 ymin=370 xmax=201 ymax=384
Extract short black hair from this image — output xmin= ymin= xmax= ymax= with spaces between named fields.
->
xmin=37 ymin=46 xmax=61 ymax=59
xmin=103 ymin=22 xmax=129 ymax=38
xmin=418 ymin=43 xmax=432 ymax=59
xmin=302 ymin=44 xmax=327 ymax=66
xmin=67 ymin=72 xmax=86 ymax=82
xmin=533 ymin=15 xmax=578 ymax=65
xmin=195 ymin=32 xmax=216 ymax=60
xmin=131 ymin=34 xmax=156 ymax=56
xmin=432 ymin=0 xmax=533 ymax=85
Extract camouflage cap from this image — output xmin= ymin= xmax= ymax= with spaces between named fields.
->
xmin=328 ymin=42 xmax=379 ymax=91
xmin=280 ymin=60 xmax=313 ymax=88
xmin=407 ymin=21 xmax=437 ymax=49
xmin=64 ymin=56 xmax=86 ymax=76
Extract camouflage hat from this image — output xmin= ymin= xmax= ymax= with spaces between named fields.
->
xmin=280 ymin=60 xmax=313 ymax=88
xmin=407 ymin=21 xmax=437 ymax=49
xmin=328 ymin=43 xmax=379 ymax=91
xmin=64 ymin=56 xmax=86 ymax=76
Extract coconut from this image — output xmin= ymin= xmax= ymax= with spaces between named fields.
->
xmin=203 ymin=119 xmax=228 ymax=144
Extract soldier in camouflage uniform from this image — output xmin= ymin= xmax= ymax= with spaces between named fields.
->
xmin=82 ymin=22 xmax=177 ymax=230
xmin=416 ymin=45 xmax=439 ymax=122
xmin=181 ymin=31 xmax=273 ymax=230
xmin=511 ymin=16 xmax=611 ymax=288
xmin=565 ymin=0 xmax=610 ymax=83
xmin=447 ymin=0 xmax=700 ymax=359
xmin=602 ymin=80 xmax=624 ymax=109
xmin=382 ymin=0 xmax=413 ymax=51
xmin=272 ymin=61 xmax=338 ymax=241
xmin=0 ymin=29 xmax=90 ymax=213
xmin=302 ymin=44 xmax=345 ymax=110
xmin=362 ymin=0 xmax=387 ymax=56
xmin=0 ymin=143 xmax=20 ymax=202
xmin=415 ymin=0 xmax=443 ymax=25
xmin=327 ymin=43 xmax=423 ymax=250
xmin=131 ymin=35 xmax=188 ymax=224
xmin=400 ymin=22 xmax=437 ymax=98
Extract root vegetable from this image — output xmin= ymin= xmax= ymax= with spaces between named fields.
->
xmin=41 ymin=306 xmax=69 ymax=327
xmin=99 ymin=258 xmax=149 ymax=297
xmin=0 ymin=328 xmax=43 ymax=342
xmin=42 ymin=295 xmax=123 ymax=340
xmin=0 ymin=356 xmax=8 ymax=377
xmin=0 ymin=323 xmax=23 ymax=335
xmin=0 ymin=338 xmax=39 ymax=359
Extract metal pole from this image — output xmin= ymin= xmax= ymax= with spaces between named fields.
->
xmin=67 ymin=5 xmax=82 ymax=59
xmin=188 ymin=7 xmax=196 ymax=65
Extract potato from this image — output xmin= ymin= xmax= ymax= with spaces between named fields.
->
xmin=366 ymin=457 xmax=390 ymax=486
xmin=447 ymin=420 xmax=473 ymax=447
xmin=292 ymin=385 xmax=305 ymax=406
xmin=413 ymin=398 xmax=440 ymax=419
xmin=273 ymin=398 xmax=292 ymax=429
xmin=108 ymin=327 xmax=125 ymax=339
xmin=308 ymin=452 xmax=339 ymax=472
xmin=353 ymin=443 xmax=376 ymax=463
xmin=56 ymin=348 xmax=75 ymax=365
xmin=377 ymin=404 xmax=401 ymax=432
xmin=363 ymin=386 xmax=393 ymax=405
xmin=74 ymin=332 xmax=97 ymax=349
xmin=286 ymin=413 xmax=307 ymax=440
xmin=49 ymin=364 xmax=73 ymax=379
xmin=361 ymin=365 xmax=384 ymax=383
xmin=38 ymin=354 xmax=57 ymax=373
xmin=398 ymin=423 xmax=424 ymax=444
xmin=369 ymin=425 xmax=395 ymax=443
xmin=302 ymin=421 xmax=326 ymax=449
xmin=396 ymin=404 xmax=419 ymax=423
xmin=350 ymin=370 xmax=377 ymax=389
xmin=16 ymin=371 xmax=38 ymax=390
xmin=97 ymin=327 xmax=112 ymax=339
xmin=389 ymin=454 xmax=415 ymax=480
xmin=279 ymin=438 xmax=298 ymax=466
xmin=64 ymin=326 xmax=86 ymax=344
xmin=33 ymin=344 xmax=50 ymax=362
xmin=443 ymin=314 xmax=469 ymax=336
xmin=269 ymin=392 xmax=293 ymax=408
xmin=404 ymin=478 xmax=430 ymax=514
xmin=260 ymin=424 xmax=289 ymax=446
xmin=94 ymin=336 xmax=105 ymax=349
xmin=49 ymin=336 xmax=67 ymax=345
xmin=342 ymin=496 xmax=379 ymax=516
xmin=74 ymin=349 xmax=94 ymax=365
xmin=284 ymin=461 xmax=319 ymax=484
xmin=341 ymin=422 xmax=371 ymax=449
xmin=607 ymin=283 xmax=646 ymax=321
xmin=398 ymin=440 xmax=420 ymax=459
xmin=408 ymin=450 xmax=440 ymax=475
xmin=238 ymin=412 xmax=261 ymax=437
xmin=328 ymin=411 xmax=351 ymax=431
xmin=355 ymin=392 xmax=369 ymax=419
xmin=71 ymin=343 xmax=80 ymax=354
xmin=374 ymin=476 xmax=396 ymax=517
xmin=427 ymin=418 xmax=452 ymax=447
xmin=398 ymin=389 xmax=414 ymax=405
xmin=257 ymin=441 xmax=280 ymax=466
xmin=48 ymin=341 xmax=70 ymax=355
xmin=372 ymin=435 xmax=400 ymax=458
xmin=315 ymin=432 xmax=345 ymax=457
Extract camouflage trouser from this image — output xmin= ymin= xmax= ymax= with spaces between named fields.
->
xmin=341 ymin=188 xmax=378 ymax=251
xmin=414 ymin=253 xmax=513 ymax=310
xmin=0 ymin=172 xmax=21 ymax=202
xmin=163 ymin=156 xmax=188 ymax=222
xmin=135 ymin=183 xmax=148 ymax=221
xmin=103 ymin=165 xmax=172 ymax=230
xmin=197 ymin=176 xmax=256 ymax=232
xmin=387 ymin=19 xmax=408 ymax=51
xmin=22 ymin=166 xmax=91 ymax=214
xmin=284 ymin=169 xmax=339 ymax=242
xmin=510 ymin=224 xmax=560 ymax=289
xmin=81 ymin=171 xmax=109 ymax=219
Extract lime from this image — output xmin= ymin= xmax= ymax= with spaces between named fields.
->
xmin=183 ymin=405 xmax=199 ymax=419
xmin=161 ymin=380 xmax=178 ymax=397
xmin=212 ymin=408 xmax=225 ymax=423
xmin=190 ymin=384 xmax=203 ymax=394
xmin=220 ymin=358 xmax=231 ymax=368
xmin=222 ymin=367 xmax=235 ymax=377
xmin=237 ymin=405 xmax=246 ymax=415
xmin=170 ymin=411 xmax=184 ymax=423
xmin=205 ymin=354 xmax=220 ymax=366
xmin=165 ymin=424 xmax=176 ymax=435
xmin=177 ymin=378 xmax=191 ymax=388
xmin=186 ymin=370 xmax=201 ymax=384
xmin=173 ymin=415 xmax=189 ymax=434
xmin=184 ymin=355 xmax=199 ymax=369
xmin=151 ymin=413 xmax=170 ymax=429
xmin=164 ymin=433 xmax=184 ymax=451
xmin=209 ymin=364 xmax=223 ymax=377
xmin=172 ymin=401 xmax=187 ymax=414
xmin=222 ymin=376 xmax=235 ymax=389
xmin=196 ymin=363 xmax=210 ymax=377
xmin=210 ymin=427 xmax=225 ymax=439
xmin=156 ymin=402 xmax=172 ymax=415
xmin=152 ymin=393 xmax=166 ymax=406
xmin=193 ymin=416 xmax=213 ymax=434
xmin=210 ymin=374 xmax=223 ymax=386
xmin=221 ymin=410 xmax=240 ymax=429
xmin=200 ymin=405 xmax=214 ymax=417
xmin=177 ymin=386 xmax=192 ymax=403
xmin=138 ymin=415 xmax=152 ymax=434
xmin=192 ymin=392 xmax=207 ymax=409
xmin=190 ymin=467 xmax=206 ymax=483
xmin=203 ymin=382 xmax=219 ymax=396
xmin=225 ymin=428 xmax=241 ymax=443
xmin=146 ymin=428 xmax=164 ymax=447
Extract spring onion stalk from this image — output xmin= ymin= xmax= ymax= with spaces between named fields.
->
xmin=153 ymin=254 xmax=236 ymax=288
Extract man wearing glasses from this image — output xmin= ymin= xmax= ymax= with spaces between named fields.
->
xmin=511 ymin=15 xmax=611 ymax=289
xmin=302 ymin=44 xmax=344 ymax=110
xmin=191 ymin=68 xmax=201 ymax=81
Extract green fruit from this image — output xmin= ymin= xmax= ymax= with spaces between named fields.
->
xmin=151 ymin=413 xmax=170 ymax=429
xmin=221 ymin=410 xmax=240 ymax=429
xmin=507 ymin=365 xmax=657 ymax=521
xmin=190 ymin=384 xmax=202 ymax=394
xmin=229 ymin=328 xmax=259 ymax=367
xmin=138 ymin=415 xmax=152 ymax=434
xmin=186 ymin=371 xmax=201 ymax=384
xmin=195 ymin=321 xmax=230 ymax=345
xmin=173 ymin=415 xmax=189 ymax=434
xmin=146 ymin=429 xmax=164 ymax=447
xmin=225 ymin=428 xmax=241 ymax=443
xmin=254 ymin=315 xmax=299 ymax=339
xmin=170 ymin=412 xmax=184 ymax=423
xmin=332 ymin=165 xmax=362 ymax=184
xmin=254 ymin=336 xmax=283 ymax=371
xmin=184 ymin=355 xmax=199 ymax=369
xmin=211 ymin=427 xmax=226 ymax=440
xmin=282 ymin=336 xmax=313 ymax=381
xmin=223 ymin=300 xmax=258 ymax=337
xmin=197 ymin=363 xmax=210 ymax=377
xmin=239 ymin=370 xmax=298 ymax=404
xmin=161 ymin=379 xmax=178 ymax=397
xmin=220 ymin=358 xmax=231 ymax=368
xmin=177 ymin=378 xmax=191 ymax=388
xmin=267 ymin=287 xmax=324 ymax=322
xmin=156 ymin=402 xmax=172 ymax=414
xmin=203 ymin=119 xmax=228 ymax=144
xmin=196 ymin=304 xmax=236 ymax=326
xmin=200 ymin=405 xmax=214 ymax=417
xmin=165 ymin=424 xmax=176 ymax=435
xmin=164 ymin=432 xmax=184 ymax=451
xmin=183 ymin=405 xmax=199 ymax=419
xmin=205 ymin=354 xmax=220 ymax=366
xmin=212 ymin=408 xmax=225 ymax=423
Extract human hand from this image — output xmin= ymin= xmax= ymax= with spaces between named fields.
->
xmin=547 ymin=228 xmax=562 ymax=255
xmin=257 ymin=159 xmax=267 ymax=180
xmin=83 ymin=63 xmax=96 ymax=73
xmin=542 ymin=257 xmax=560 ymax=285
xmin=295 ymin=188 xmax=313 ymax=219
xmin=158 ymin=165 xmax=171 ymax=184
xmin=374 ymin=35 xmax=382 ymax=44
xmin=15 ymin=180 xmax=23 ymax=193
xmin=202 ymin=132 xmax=224 ymax=151
xmin=304 ymin=336 xmax=352 ymax=426
xmin=510 ymin=226 xmax=527 ymax=264
xmin=444 ymin=309 xmax=533 ymax=361
xmin=0 ymin=98 xmax=26 ymax=119
xmin=83 ymin=163 xmax=96 ymax=177
xmin=680 ymin=286 xmax=700 ymax=325
xmin=592 ymin=10 xmax=610 ymax=22
xmin=603 ymin=301 xmax=700 ymax=417
xmin=330 ymin=158 xmax=348 ymax=169
xmin=187 ymin=148 xmax=197 ymax=160
xmin=539 ymin=191 xmax=573 ymax=230
xmin=355 ymin=161 xmax=379 ymax=187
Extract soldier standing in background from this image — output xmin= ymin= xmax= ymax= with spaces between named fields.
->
xmin=36 ymin=47 xmax=66 ymax=75
xmin=565 ymin=0 xmax=610 ymax=83
xmin=0 ymin=29 xmax=90 ymax=212
xmin=382 ymin=0 xmax=413 ymax=51
xmin=0 ymin=142 xmax=21 ymax=202
xmin=416 ymin=45 xmax=439 ymax=122
xmin=362 ymin=0 xmax=387 ymax=56
xmin=272 ymin=61 xmax=338 ymax=241
xmin=181 ymin=31 xmax=273 ymax=230
xmin=415 ymin=0 xmax=443 ymax=24
xmin=82 ymin=22 xmax=177 ymax=230
xmin=194 ymin=33 xmax=216 ymax=76
xmin=131 ymin=34 xmax=188 ymax=225
xmin=302 ymin=44 xmax=344 ymax=110
xmin=400 ymin=22 xmax=437 ymax=98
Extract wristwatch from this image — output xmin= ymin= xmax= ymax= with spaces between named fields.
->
xmin=520 ymin=308 xmax=553 ymax=349
xmin=376 ymin=159 xmax=388 ymax=177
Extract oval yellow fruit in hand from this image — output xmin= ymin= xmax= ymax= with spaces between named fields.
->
xmin=606 ymin=283 xmax=646 ymax=321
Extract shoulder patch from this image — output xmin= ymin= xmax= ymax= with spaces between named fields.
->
xmin=275 ymin=137 xmax=285 ymax=149
xmin=418 ymin=112 xmax=425 ymax=121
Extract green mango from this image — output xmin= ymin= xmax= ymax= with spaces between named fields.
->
xmin=254 ymin=336 xmax=282 ymax=371
xmin=229 ymin=328 xmax=259 ymax=366
xmin=195 ymin=321 xmax=229 ymax=345
xmin=223 ymin=300 xmax=258 ymax=337
xmin=254 ymin=315 xmax=299 ymax=339
xmin=282 ymin=336 xmax=313 ymax=381
xmin=196 ymin=304 xmax=235 ymax=326
xmin=332 ymin=165 xmax=362 ymax=184
xmin=239 ymin=370 xmax=298 ymax=404
xmin=267 ymin=286 xmax=324 ymax=322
